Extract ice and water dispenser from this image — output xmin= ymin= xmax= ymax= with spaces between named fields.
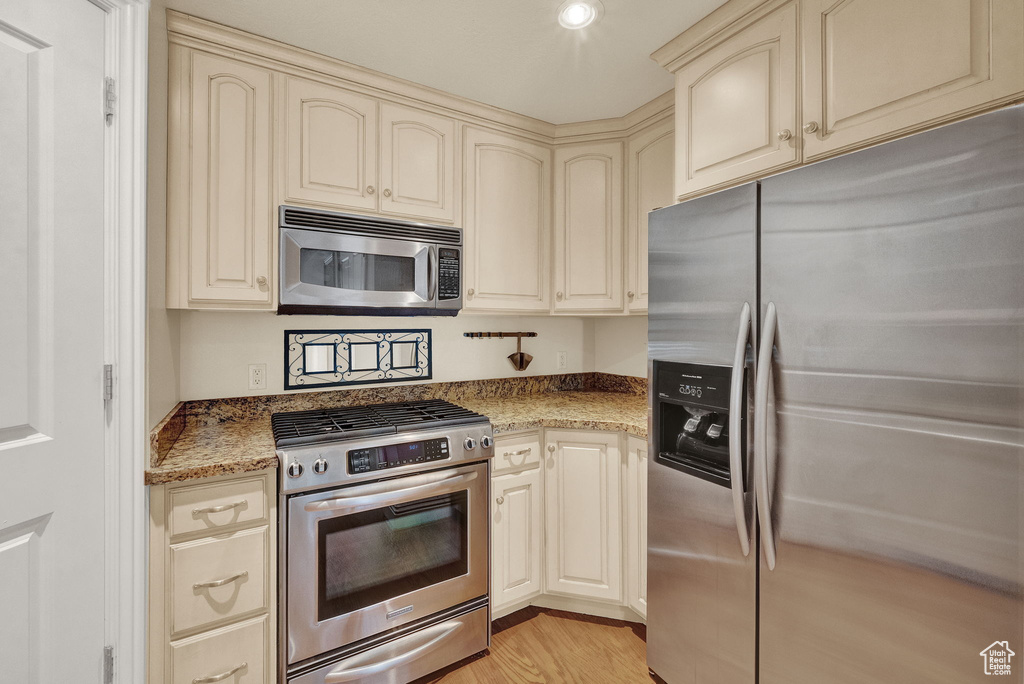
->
xmin=653 ymin=360 xmax=745 ymax=489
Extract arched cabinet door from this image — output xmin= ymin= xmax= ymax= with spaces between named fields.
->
xmin=380 ymin=103 xmax=457 ymax=223
xmin=673 ymin=2 xmax=798 ymax=201
xmin=284 ymin=76 xmax=378 ymax=212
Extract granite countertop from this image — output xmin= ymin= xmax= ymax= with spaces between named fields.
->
xmin=145 ymin=373 xmax=648 ymax=486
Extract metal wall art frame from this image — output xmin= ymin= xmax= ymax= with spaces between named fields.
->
xmin=285 ymin=329 xmax=432 ymax=390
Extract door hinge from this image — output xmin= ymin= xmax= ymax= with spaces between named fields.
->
xmin=103 ymin=364 xmax=114 ymax=402
xmin=104 ymin=77 xmax=116 ymax=126
xmin=103 ymin=645 xmax=114 ymax=684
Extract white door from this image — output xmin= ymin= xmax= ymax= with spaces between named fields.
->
xmin=0 ymin=0 xmax=108 ymax=681
xmin=491 ymin=467 xmax=544 ymax=615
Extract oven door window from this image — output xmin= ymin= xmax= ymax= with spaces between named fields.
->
xmin=317 ymin=491 xmax=469 ymax=620
xmin=299 ymin=248 xmax=416 ymax=293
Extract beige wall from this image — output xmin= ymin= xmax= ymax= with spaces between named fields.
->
xmin=147 ymin=1 xmax=181 ymax=429
xmin=594 ymin=317 xmax=648 ymax=377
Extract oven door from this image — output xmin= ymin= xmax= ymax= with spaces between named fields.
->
xmin=286 ymin=462 xmax=488 ymax=665
xmin=280 ymin=226 xmax=436 ymax=311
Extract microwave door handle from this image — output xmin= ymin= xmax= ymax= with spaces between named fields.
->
xmin=323 ymin=620 xmax=463 ymax=683
xmin=428 ymin=245 xmax=438 ymax=302
xmin=303 ymin=471 xmax=479 ymax=515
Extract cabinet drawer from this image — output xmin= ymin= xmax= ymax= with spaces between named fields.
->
xmin=169 ymin=475 xmax=268 ymax=538
xmin=492 ymin=433 xmax=542 ymax=475
xmin=170 ymin=614 xmax=268 ymax=684
xmin=170 ymin=526 xmax=269 ymax=636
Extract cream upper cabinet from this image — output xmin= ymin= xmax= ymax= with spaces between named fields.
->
xmin=379 ymin=103 xmax=457 ymax=223
xmin=626 ymin=122 xmax=674 ymax=313
xmin=553 ymin=142 xmax=624 ymax=312
xmin=462 ymin=127 xmax=552 ymax=312
xmin=673 ymin=2 xmax=798 ymax=200
xmin=625 ymin=435 xmax=649 ymax=619
xmin=283 ymin=76 xmax=378 ymax=212
xmin=167 ymin=49 xmax=275 ymax=309
xmin=491 ymin=466 xmax=544 ymax=615
xmin=544 ymin=430 xmax=622 ymax=602
xmin=800 ymin=0 xmax=1024 ymax=160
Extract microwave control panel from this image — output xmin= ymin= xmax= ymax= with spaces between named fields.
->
xmin=348 ymin=437 xmax=450 ymax=474
xmin=438 ymin=248 xmax=461 ymax=300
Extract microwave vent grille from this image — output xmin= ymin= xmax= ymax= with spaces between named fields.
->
xmin=281 ymin=206 xmax=462 ymax=246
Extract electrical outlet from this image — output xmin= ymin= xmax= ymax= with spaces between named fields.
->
xmin=248 ymin=363 xmax=267 ymax=390
xmin=557 ymin=351 xmax=568 ymax=370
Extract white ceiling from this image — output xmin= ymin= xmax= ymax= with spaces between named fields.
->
xmin=160 ymin=0 xmax=728 ymax=124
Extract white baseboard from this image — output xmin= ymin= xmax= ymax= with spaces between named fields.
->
xmin=492 ymin=594 xmax=646 ymax=624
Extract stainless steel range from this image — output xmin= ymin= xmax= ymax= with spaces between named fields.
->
xmin=274 ymin=399 xmax=494 ymax=684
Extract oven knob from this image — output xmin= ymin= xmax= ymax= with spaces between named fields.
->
xmin=464 ymin=437 xmax=477 ymax=451
xmin=287 ymin=461 xmax=304 ymax=478
xmin=480 ymin=435 xmax=493 ymax=449
xmin=312 ymin=458 xmax=329 ymax=475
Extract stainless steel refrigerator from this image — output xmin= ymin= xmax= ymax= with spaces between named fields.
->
xmin=646 ymin=104 xmax=1024 ymax=684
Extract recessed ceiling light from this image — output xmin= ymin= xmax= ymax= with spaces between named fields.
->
xmin=558 ymin=0 xmax=603 ymax=29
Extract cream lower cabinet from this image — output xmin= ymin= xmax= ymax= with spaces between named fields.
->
xmin=800 ymin=0 xmax=1024 ymax=160
xmin=552 ymin=142 xmax=624 ymax=313
xmin=491 ymin=466 xmax=545 ymax=613
xmin=462 ymin=127 xmax=552 ymax=312
xmin=624 ymin=436 xmax=649 ymax=619
xmin=543 ymin=430 xmax=622 ymax=602
xmin=626 ymin=120 xmax=674 ymax=313
xmin=167 ymin=48 xmax=275 ymax=310
xmin=672 ymin=2 xmax=799 ymax=201
xmin=149 ymin=471 xmax=276 ymax=684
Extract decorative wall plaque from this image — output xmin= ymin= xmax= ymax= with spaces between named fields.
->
xmin=284 ymin=329 xmax=432 ymax=390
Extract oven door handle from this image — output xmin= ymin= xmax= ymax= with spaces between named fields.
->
xmin=303 ymin=470 xmax=479 ymax=514
xmin=322 ymin=620 xmax=464 ymax=682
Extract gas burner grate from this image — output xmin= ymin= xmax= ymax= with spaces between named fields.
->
xmin=272 ymin=399 xmax=486 ymax=447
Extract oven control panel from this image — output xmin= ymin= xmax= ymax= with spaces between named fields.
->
xmin=438 ymin=248 xmax=460 ymax=301
xmin=348 ymin=437 xmax=450 ymax=474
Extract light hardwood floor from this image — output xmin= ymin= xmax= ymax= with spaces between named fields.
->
xmin=417 ymin=607 xmax=657 ymax=684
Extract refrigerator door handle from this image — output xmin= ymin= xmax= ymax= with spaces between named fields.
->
xmin=729 ymin=302 xmax=752 ymax=557
xmin=755 ymin=301 xmax=778 ymax=570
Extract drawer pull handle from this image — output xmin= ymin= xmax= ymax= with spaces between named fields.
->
xmin=192 ymin=500 xmax=248 ymax=517
xmin=503 ymin=448 xmax=532 ymax=458
xmin=193 ymin=662 xmax=247 ymax=683
xmin=193 ymin=570 xmax=248 ymax=591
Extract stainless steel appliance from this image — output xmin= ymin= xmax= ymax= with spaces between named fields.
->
xmin=647 ymin=105 xmax=1024 ymax=683
xmin=275 ymin=400 xmax=494 ymax=684
xmin=279 ymin=205 xmax=463 ymax=316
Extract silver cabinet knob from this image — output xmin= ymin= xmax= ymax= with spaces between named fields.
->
xmin=496 ymin=496 xmax=504 ymax=505
xmin=627 ymin=291 xmax=635 ymax=299
xmin=481 ymin=435 xmax=493 ymax=449
xmin=467 ymin=288 xmax=475 ymax=298
xmin=256 ymin=275 xmax=268 ymax=287
xmin=803 ymin=122 xmax=819 ymax=134
xmin=556 ymin=291 xmax=564 ymax=301
xmin=382 ymin=188 xmax=392 ymax=198
xmin=464 ymin=437 xmax=477 ymax=451
xmin=312 ymin=458 xmax=328 ymax=475
xmin=287 ymin=461 xmax=304 ymax=478
xmin=777 ymin=129 xmax=792 ymax=141
xmin=366 ymin=185 xmax=376 ymax=195
xmin=547 ymin=444 xmax=555 ymax=453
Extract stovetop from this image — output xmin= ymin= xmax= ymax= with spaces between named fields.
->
xmin=271 ymin=399 xmax=487 ymax=448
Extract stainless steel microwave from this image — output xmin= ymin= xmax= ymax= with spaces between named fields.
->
xmin=279 ymin=205 xmax=462 ymax=316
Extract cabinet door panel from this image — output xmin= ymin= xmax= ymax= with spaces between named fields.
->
xmin=187 ymin=52 xmax=273 ymax=305
xmin=380 ymin=103 xmax=456 ymax=223
xmin=463 ymin=127 xmax=551 ymax=311
xmin=627 ymin=122 xmax=674 ymax=313
xmin=675 ymin=2 xmax=798 ymax=200
xmin=284 ymin=77 xmax=377 ymax=211
xmin=626 ymin=436 xmax=648 ymax=618
xmin=491 ymin=468 xmax=543 ymax=611
xmin=802 ymin=0 xmax=1024 ymax=159
xmin=553 ymin=142 xmax=624 ymax=312
xmin=544 ymin=431 xmax=622 ymax=601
